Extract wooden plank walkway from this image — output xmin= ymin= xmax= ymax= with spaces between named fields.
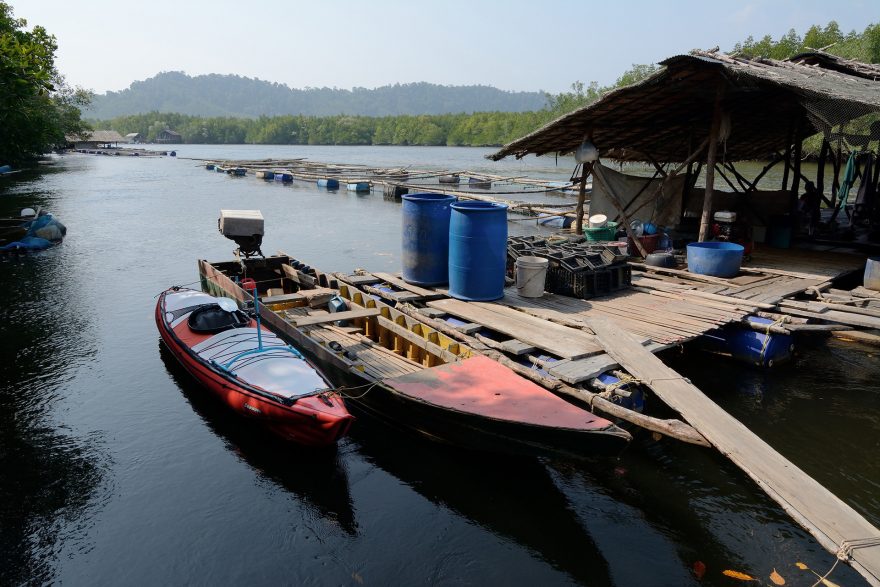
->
xmin=589 ymin=317 xmax=880 ymax=586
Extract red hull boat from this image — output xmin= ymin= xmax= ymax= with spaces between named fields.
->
xmin=156 ymin=287 xmax=352 ymax=446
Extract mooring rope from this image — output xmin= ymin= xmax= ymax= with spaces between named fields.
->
xmin=758 ymin=316 xmax=787 ymax=365
xmin=809 ymin=536 xmax=880 ymax=587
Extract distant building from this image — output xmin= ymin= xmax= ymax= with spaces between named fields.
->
xmin=125 ymin=132 xmax=143 ymax=143
xmin=156 ymin=129 xmax=182 ymax=144
xmin=66 ymin=130 xmax=126 ymax=149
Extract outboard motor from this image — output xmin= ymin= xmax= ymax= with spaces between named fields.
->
xmin=218 ymin=209 xmax=264 ymax=258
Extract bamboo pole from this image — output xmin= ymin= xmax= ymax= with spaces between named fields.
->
xmin=698 ymin=86 xmax=725 ymax=242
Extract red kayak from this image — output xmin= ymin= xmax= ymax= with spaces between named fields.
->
xmin=156 ymin=287 xmax=352 ymax=446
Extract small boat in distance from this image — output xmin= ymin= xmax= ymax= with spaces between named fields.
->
xmin=155 ymin=285 xmax=353 ymax=446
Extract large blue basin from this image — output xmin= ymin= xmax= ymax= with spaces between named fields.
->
xmin=687 ymin=241 xmax=744 ymax=278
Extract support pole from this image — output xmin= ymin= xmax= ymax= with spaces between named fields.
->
xmin=790 ymin=121 xmax=803 ymax=218
xmin=574 ymin=162 xmax=593 ymax=235
xmin=698 ymin=87 xmax=724 ymax=242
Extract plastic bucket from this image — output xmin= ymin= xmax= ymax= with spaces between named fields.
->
xmin=687 ymin=241 xmax=744 ymax=278
xmin=627 ymin=233 xmax=659 ymax=256
xmin=401 ymin=193 xmax=457 ymax=285
xmin=588 ymin=214 xmax=607 ymax=228
xmin=515 ymin=256 xmax=548 ymax=298
xmin=449 ymin=201 xmax=508 ymax=301
xmin=865 ymin=257 xmax=880 ymax=291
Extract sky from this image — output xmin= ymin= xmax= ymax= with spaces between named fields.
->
xmin=8 ymin=0 xmax=879 ymax=95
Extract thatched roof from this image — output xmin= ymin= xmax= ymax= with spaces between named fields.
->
xmin=67 ymin=130 xmax=126 ymax=143
xmin=489 ymin=50 xmax=880 ymax=163
xmin=790 ymin=50 xmax=880 ymax=81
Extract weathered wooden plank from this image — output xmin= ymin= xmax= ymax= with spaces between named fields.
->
xmin=779 ymin=301 xmax=880 ymax=329
xmin=342 ymin=274 xmax=383 ymax=285
xmin=427 ymin=298 xmax=603 ymax=359
xmin=499 ymin=339 xmax=538 ymax=355
xmin=454 ymin=322 xmax=484 ymax=335
xmin=588 ymin=317 xmax=880 ymax=586
xmin=549 ymin=354 xmax=619 ymax=384
xmin=290 ymin=308 xmax=380 ymax=326
xmin=261 ymin=292 xmax=304 ymax=305
xmin=371 ymin=272 xmax=446 ymax=299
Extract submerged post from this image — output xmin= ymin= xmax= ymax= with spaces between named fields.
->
xmin=698 ymin=86 xmax=725 ymax=242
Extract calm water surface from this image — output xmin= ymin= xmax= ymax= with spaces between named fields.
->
xmin=1 ymin=146 xmax=877 ymax=586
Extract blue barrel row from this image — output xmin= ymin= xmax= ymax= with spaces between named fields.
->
xmin=402 ymin=193 xmax=508 ymax=301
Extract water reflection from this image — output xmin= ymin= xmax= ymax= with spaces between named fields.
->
xmin=348 ymin=418 xmax=614 ymax=586
xmin=157 ymin=342 xmax=357 ymax=535
xmin=0 ymin=247 xmax=105 ymax=585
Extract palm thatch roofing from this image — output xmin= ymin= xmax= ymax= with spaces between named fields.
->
xmin=489 ymin=50 xmax=880 ymax=163
xmin=66 ymin=130 xmax=126 ymax=143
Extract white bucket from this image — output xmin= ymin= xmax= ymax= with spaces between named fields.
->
xmin=589 ymin=214 xmax=607 ymax=228
xmin=515 ymin=256 xmax=548 ymax=298
xmin=865 ymin=257 xmax=880 ymax=291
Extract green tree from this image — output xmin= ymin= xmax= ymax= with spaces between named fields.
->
xmin=0 ymin=2 xmax=90 ymax=164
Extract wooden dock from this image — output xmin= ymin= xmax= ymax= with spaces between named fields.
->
xmin=328 ymin=256 xmax=880 ymax=584
xmin=589 ymin=317 xmax=880 ymax=587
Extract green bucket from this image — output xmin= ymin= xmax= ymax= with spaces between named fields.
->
xmin=584 ymin=221 xmax=618 ymax=242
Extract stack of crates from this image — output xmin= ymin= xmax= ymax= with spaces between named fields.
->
xmin=507 ymin=236 xmax=631 ymax=299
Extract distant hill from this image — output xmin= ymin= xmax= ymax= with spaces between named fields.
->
xmin=85 ymin=72 xmax=549 ymax=119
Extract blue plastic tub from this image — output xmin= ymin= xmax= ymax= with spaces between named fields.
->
xmin=401 ymin=193 xmax=457 ymax=286
xmin=449 ymin=201 xmax=508 ymax=301
xmin=687 ymin=241 xmax=744 ymax=278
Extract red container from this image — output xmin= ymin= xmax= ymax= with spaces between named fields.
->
xmin=627 ymin=234 xmax=659 ymax=257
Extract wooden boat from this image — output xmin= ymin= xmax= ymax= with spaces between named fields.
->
xmin=198 ymin=255 xmax=632 ymax=457
xmin=155 ymin=285 xmax=353 ymax=446
xmin=468 ymin=176 xmax=491 ymax=190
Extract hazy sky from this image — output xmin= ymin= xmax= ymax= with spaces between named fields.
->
xmin=9 ymin=0 xmax=878 ymax=95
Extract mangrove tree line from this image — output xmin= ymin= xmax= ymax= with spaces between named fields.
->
xmin=0 ymin=2 xmax=90 ymax=165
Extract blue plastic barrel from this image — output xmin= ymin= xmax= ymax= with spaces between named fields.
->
xmin=449 ymin=201 xmax=509 ymax=301
xmin=687 ymin=241 xmax=744 ymax=278
xmin=317 ymin=178 xmax=339 ymax=189
xmin=401 ymin=193 xmax=457 ymax=285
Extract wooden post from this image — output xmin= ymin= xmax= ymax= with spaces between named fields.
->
xmin=574 ymin=162 xmax=593 ymax=235
xmin=698 ymin=87 xmax=725 ymax=242
xmin=790 ymin=121 xmax=803 ymax=218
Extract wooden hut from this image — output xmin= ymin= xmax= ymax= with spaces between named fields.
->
xmin=490 ymin=50 xmax=880 ymax=251
xmin=156 ymin=129 xmax=182 ymax=144
xmin=67 ymin=130 xmax=126 ymax=150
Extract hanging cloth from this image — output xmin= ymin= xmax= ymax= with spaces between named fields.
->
xmin=837 ymin=151 xmax=859 ymax=212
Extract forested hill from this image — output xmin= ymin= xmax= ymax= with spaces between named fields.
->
xmin=85 ymin=72 xmax=549 ymax=119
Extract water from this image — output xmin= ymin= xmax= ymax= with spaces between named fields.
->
xmin=1 ymin=146 xmax=877 ymax=586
